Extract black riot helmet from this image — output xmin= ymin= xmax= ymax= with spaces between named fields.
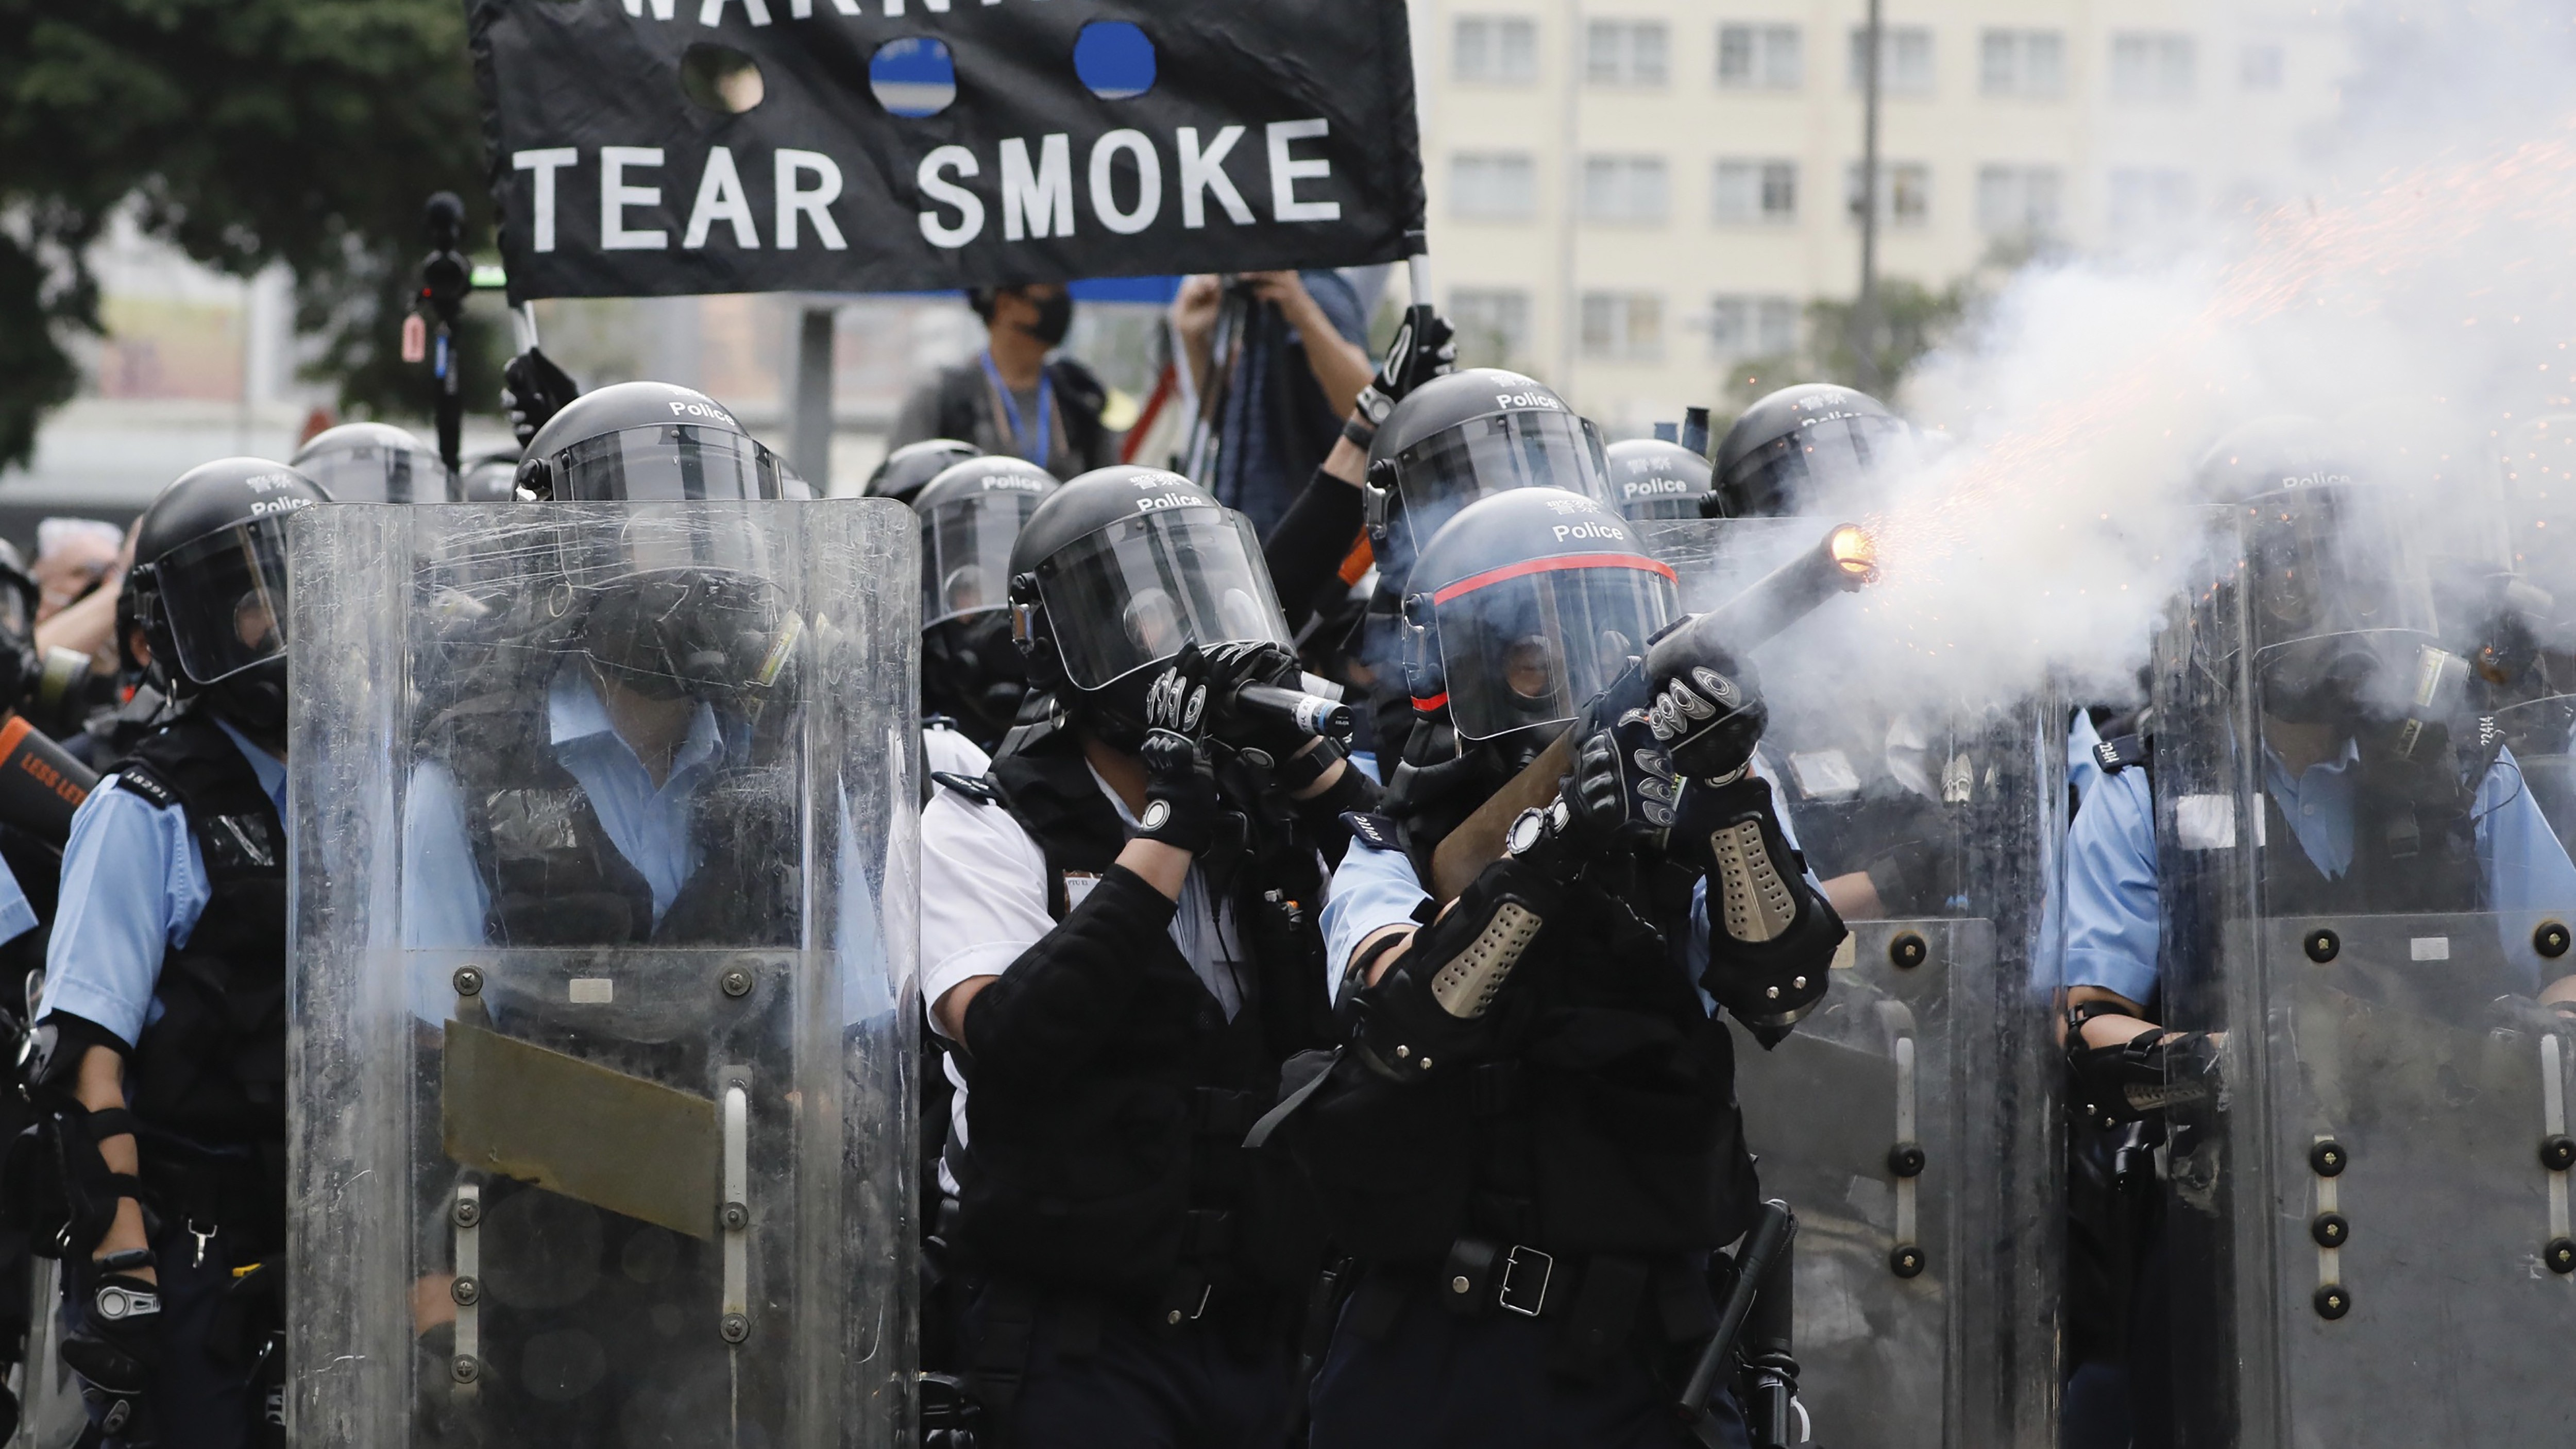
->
xmin=455 ymin=449 xmax=526 ymax=503
xmin=1363 ymin=369 xmax=1612 ymax=590
xmin=868 ymin=438 xmax=981 ymax=507
xmin=515 ymin=380 xmax=790 ymax=502
xmin=126 ymin=458 xmax=331 ymax=739
xmin=291 ymin=421 xmax=456 ymax=503
xmin=1401 ymin=488 xmax=1677 ymax=744
xmin=2194 ymin=416 xmax=2362 ymax=503
xmin=2237 ymin=481 xmax=2441 ymax=726
xmin=1008 ymin=466 xmax=1291 ymax=745
xmin=1605 ymin=438 xmax=1717 ymax=522
xmin=1713 ymin=383 xmax=1915 ymax=519
xmin=914 ymin=456 xmax=1060 ymax=745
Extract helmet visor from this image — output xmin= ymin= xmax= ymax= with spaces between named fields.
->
xmin=924 ymin=491 xmax=1044 ymax=626
xmin=159 ymin=518 xmax=295 ymax=686
xmin=1720 ymin=412 xmax=1917 ymax=517
xmin=1393 ymin=412 xmax=1613 ymax=561
xmin=551 ymin=425 xmax=787 ymax=502
xmin=297 ymin=439 xmax=454 ymax=503
xmin=1034 ymin=509 xmax=1290 ymax=690
xmin=1434 ymin=555 xmax=1677 ymax=741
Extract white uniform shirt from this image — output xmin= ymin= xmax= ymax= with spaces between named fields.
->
xmin=917 ymin=762 xmax=1251 ymax=1196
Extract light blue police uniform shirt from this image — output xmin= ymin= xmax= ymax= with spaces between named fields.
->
xmin=40 ymin=720 xmax=283 ymax=1047
xmin=403 ymin=665 xmax=725 ymax=948
xmin=1319 ymin=757 xmax=1823 ymax=1002
xmin=2061 ymin=741 xmax=2576 ymax=1004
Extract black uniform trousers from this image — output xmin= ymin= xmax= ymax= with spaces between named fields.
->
xmin=64 ymin=1218 xmax=266 ymax=1449
xmin=1307 ymin=1291 xmax=1751 ymax=1449
xmin=959 ymin=1280 xmax=1295 ymax=1449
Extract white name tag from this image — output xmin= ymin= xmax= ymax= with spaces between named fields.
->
xmin=2175 ymin=795 xmax=2236 ymax=850
xmin=1062 ymin=872 xmax=1102 ymax=910
xmin=2409 ymin=936 xmax=2451 ymax=962
xmin=569 ymin=978 xmax=615 ymax=1004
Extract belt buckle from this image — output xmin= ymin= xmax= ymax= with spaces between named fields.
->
xmin=1495 ymin=1245 xmax=1553 ymax=1318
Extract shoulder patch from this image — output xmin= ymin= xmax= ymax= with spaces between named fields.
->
xmin=933 ymin=771 xmax=1004 ymax=807
xmin=1341 ymin=811 xmax=1400 ymax=853
xmin=112 ymin=764 xmax=178 ymax=810
xmin=2093 ymin=734 xmax=2149 ymax=777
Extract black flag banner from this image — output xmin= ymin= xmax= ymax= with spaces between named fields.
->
xmin=467 ymin=0 xmax=1426 ymax=299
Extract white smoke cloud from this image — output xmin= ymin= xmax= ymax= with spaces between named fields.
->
xmin=1757 ymin=2 xmax=2576 ymax=714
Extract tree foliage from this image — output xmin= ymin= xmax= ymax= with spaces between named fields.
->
xmin=0 ymin=0 xmax=499 ymax=471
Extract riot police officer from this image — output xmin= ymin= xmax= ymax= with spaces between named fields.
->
xmin=919 ymin=465 xmax=1371 ymax=1446
xmin=1279 ymin=487 xmax=1846 ymax=1448
xmin=30 ymin=458 xmax=329 ymax=1449
xmin=911 ymin=456 xmax=1060 ymax=760
xmin=869 ymin=438 xmax=982 ymax=507
xmin=1707 ymin=383 xmax=1918 ymax=522
xmin=290 ymin=422 xmax=455 ymax=504
xmin=2062 ymin=461 xmax=2576 ymax=1448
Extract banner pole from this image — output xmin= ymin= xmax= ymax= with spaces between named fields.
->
xmin=1405 ymin=228 xmax=1432 ymax=311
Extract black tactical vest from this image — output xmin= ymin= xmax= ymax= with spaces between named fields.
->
xmin=1302 ymin=743 xmax=1764 ymax=1266
xmin=2255 ymin=736 xmax=2484 ymax=918
xmin=420 ymin=688 xmax=798 ymax=949
xmin=118 ymin=713 xmax=287 ymax=1156
xmin=947 ymin=719 xmax=1333 ymax=1306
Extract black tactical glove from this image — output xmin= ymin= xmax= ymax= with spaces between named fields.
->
xmin=1670 ymin=773 xmax=1841 ymax=1044
xmin=1200 ymin=641 xmax=1309 ymax=757
xmin=502 ymin=348 xmax=580 ymax=450
xmin=1348 ymin=856 xmax=1564 ymax=1080
xmin=1559 ymin=709 xmax=1679 ymax=852
xmin=2068 ymin=1026 xmax=2223 ymax=1128
xmin=1134 ymin=647 xmax=1219 ymax=853
xmin=62 ymin=1271 xmax=161 ymax=1447
xmin=1349 ymin=304 xmax=1456 ymax=433
xmin=1645 ymin=650 xmax=1768 ymax=782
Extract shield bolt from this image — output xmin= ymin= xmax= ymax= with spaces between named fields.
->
xmin=1888 ymin=1243 xmax=1925 ymax=1278
xmin=450 ymin=1276 xmax=481 ymax=1306
xmin=451 ymin=1197 xmax=482 ymax=1228
xmin=2303 ymin=929 xmax=2340 ymax=964
xmin=2309 ymin=1212 xmax=2349 ymax=1249
xmin=2308 ymin=1139 xmax=2347 ymax=1178
xmin=2546 ymin=1238 xmax=2576 ymax=1275
xmin=2312 ymin=1284 xmax=2350 ymax=1320
xmin=1888 ymin=932 xmax=1928 ymax=969
xmin=719 ymin=1312 xmax=750 ymax=1344
xmin=2540 ymin=1135 xmax=2575 ymax=1173
xmin=2538 ymin=920 xmax=2572 ymax=960
xmin=720 ymin=966 xmax=754 ymax=998
xmin=452 ymin=1355 xmax=481 ymax=1384
xmin=1886 ymin=1142 xmax=1926 ymax=1178
xmin=720 ymin=1201 xmax=751 ymax=1231
xmin=452 ymin=966 xmax=484 ymax=997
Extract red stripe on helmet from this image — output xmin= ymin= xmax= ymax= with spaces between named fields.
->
xmin=1429 ymin=552 xmax=1676 ymax=606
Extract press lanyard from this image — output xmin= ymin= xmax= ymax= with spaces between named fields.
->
xmin=979 ymin=351 xmax=1055 ymax=467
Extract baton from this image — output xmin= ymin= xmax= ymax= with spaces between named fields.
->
xmin=1676 ymin=1199 xmax=1796 ymax=1436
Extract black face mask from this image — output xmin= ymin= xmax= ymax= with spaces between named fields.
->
xmin=204 ymin=660 xmax=289 ymax=750
xmin=1023 ymin=291 xmax=1075 ymax=348
xmin=922 ymin=613 xmax=1031 ymax=749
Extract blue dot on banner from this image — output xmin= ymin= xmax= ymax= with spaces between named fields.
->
xmin=1074 ymin=21 xmax=1156 ymax=100
xmin=870 ymin=37 xmax=957 ymax=117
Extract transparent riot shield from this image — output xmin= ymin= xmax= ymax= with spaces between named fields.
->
xmin=1647 ymin=520 xmax=2064 ymax=1449
xmin=2154 ymin=506 xmax=2576 ymax=1447
xmin=285 ymin=502 xmax=919 ymax=1448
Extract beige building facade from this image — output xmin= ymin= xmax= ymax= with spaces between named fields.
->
xmin=1411 ymin=0 xmax=2349 ymax=430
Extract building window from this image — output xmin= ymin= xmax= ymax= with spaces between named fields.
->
xmin=1450 ymin=152 xmax=1538 ymax=220
xmin=1713 ymin=159 xmax=1799 ymax=225
xmin=1582 ymin=155 xmax=1670 ymax=224
xmin=1587 ymin=20 xmax=1670 ymax=87
xmin=2240 ymin=43 xmax=2284 ymax=90
xmin=1844 ymin=161 xmax=1931 ymax=228
xmin=1847 ymin=26 xmax=1936 ymax=95
xmin=1976 ymin=165 xmax=2063 ymax=236
xmin=1717 ymin=23 xmax=1802 ymax=91
xmin=1452 ymin=288 xmax=1533 ymax=369
xmin=2110 ymin=33 xmax=2196 ymax=102
xmin=2108 ymin=168 xmax=2195 ymax=231
xmin=1979 ymin=29 xmax=2064 ymax=97
xmin=1708 ymin=295 xmax=1800 ymax=360
xmin=1454 ymin=16 xmax=1539 ymax=84
xmin=1580 ymin=292 xmax=1664 ymax=362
